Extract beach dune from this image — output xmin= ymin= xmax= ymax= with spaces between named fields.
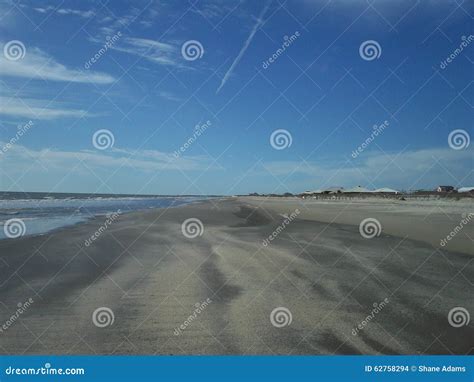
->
xmin=0 ymin=197 xmax=472 ymax=355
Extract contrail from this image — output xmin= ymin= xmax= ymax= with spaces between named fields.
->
xmin=216 ymin=1 xmax=271 ymax=94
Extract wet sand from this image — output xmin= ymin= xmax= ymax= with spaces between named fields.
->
xmin=0 ymin=197 xmax=472 ymax=354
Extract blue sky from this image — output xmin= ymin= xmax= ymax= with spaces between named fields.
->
xmin=0 ymin=0 xmax=472 ymax=195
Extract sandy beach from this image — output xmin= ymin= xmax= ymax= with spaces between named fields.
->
xmin=0 ymin=197 xmax=472 ymax=355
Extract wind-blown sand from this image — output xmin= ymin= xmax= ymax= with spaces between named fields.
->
xmin=0 ymin=197 xmax=472 ymax=354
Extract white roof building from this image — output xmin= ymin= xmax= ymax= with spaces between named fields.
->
xmin=344 ymin=186 xmax=372 ymax=193
xmin=374 ymin=187 xmax=399 ymax=194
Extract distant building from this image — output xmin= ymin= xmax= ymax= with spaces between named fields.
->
xmin=322 ymin=187 xmax=344 ymax=194
xmin=458 ymin=187 xmax=474 ymax=193
xmin=344 ymin=186 xmax=372 ymax=193
xmin=374 ymin=188 xmax=399 ymax=194
xmin=437 ymin=186 xmax=455 ymax=192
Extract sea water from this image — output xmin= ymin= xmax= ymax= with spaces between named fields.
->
xmin=0 ymin=192 xmax=209 ymax=239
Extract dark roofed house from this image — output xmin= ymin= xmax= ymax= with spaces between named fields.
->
xmin=437 ymin=186 xmax=455 ymax=193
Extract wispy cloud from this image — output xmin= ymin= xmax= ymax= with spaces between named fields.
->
xmin=258 ymin=148 xmax=474 ymax=190
xmin=0 ymin=96 xmax=93 ymax=120
xmin=191 ymin=1 xmax=244 ymax=20
xmin=33 ymin=6 xmax=94 ymax=18
xmin=0 ymin=44 xmax=115 ymax=84
xmin=216 ymin=0 xmax=271 ymax=93
xmin=156 ymin=91 xmax=182 ymax=102
xmin=110 ymin=37 xmax=179 ymax=66
xmin=98 ymin=10 xmax=141 ymax=37
xmin=0 ymin=142 xmax=217 ymax=173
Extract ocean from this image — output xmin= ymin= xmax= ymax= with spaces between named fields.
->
xmin=0 ymin=192 xmax=211 ymax=239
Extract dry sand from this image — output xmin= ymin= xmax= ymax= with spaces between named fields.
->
xmin=0 ymin=197 xmax=472 ymax=355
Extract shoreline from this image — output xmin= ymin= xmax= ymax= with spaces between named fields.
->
xmin=0 ymin=197 xmax=224 ymax=241
xmin=0 ymin=198 xmax=472 ymax=355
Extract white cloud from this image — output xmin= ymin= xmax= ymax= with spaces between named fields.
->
xmin=33 ymin=6 xmax=94 ymax=18
xmin=56 ymin=8 xmax=94 ymax=18
xmin=258 ymin=148 xmax=474 ymax=190
xmin=191 ymin=1 xmax=243 ymax=20
xmin=0 ymin=142 xmax=216 ymax=173
xmin=0 ymin=96 xmax=93 ymax=120
xmin=111 ymin=37 xmax=179 ymax=66
xmin=0 ymin=45 xmax=115 ymax=84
